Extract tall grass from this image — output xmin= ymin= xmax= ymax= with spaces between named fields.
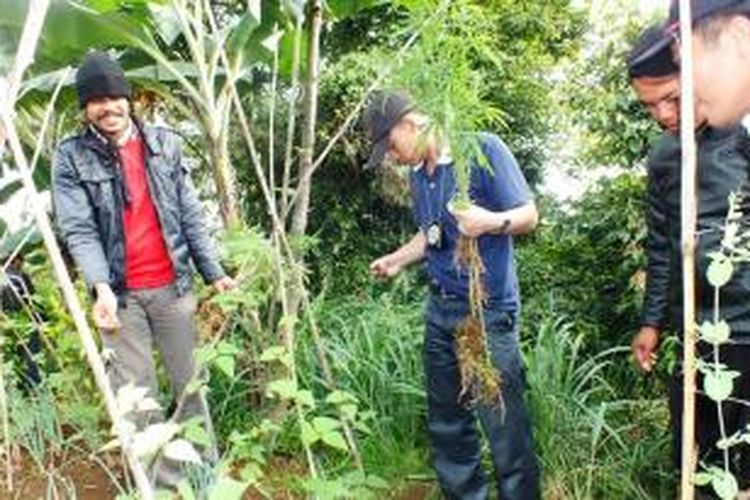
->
xmin=295 ymin=286 xmax=675 ymax=496
xmin=526 ymin=316 xmax=674 ymax=499
xmin=297 ymin=285 xmax=430 ymax=476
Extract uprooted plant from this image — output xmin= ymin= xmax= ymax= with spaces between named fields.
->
xmin=387 ymin=0 xmax=504 ymax=407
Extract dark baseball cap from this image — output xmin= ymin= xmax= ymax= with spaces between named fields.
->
xmin=361 ymin=91 xmax=414 ymax=170
xmin=627 ymin=24 xmax=679 ymax=79
xmin=667 ymin=0 xmax=750 ymax=33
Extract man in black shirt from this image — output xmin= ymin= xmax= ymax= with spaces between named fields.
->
xmin=629 ymin=24 xmax=750 ymax=490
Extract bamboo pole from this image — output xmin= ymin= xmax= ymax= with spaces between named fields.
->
xmin=0 ymin=1 xmax=154 ymax=496
xmin=0 ymin=98 xmax=155 ymax=500
xmin=678 ymin=1 xmax=698 ymax=498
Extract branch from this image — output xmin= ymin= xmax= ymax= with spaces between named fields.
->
xmin=5 ymin=0 xmax=49 ymax=105
xmin=282 ymin=0 xmax=452 ymax=221
xmin=0 ymin=2 xmax=154 ymax=495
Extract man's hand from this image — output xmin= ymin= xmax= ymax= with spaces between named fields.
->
xmin=632 ymin=325 xmax=660 ymax=372
xmin=448 ymin=202 xmax=501 ymax=238
xmin=212 ymin=276 xmax=236 ymax=293
xmin=370 ymin=254 xmax=403 ymax=279
xmin=93 ymin=283 xmax=121 ymax=331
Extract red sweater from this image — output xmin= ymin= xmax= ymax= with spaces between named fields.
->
xmin=120 ymin=133 xmax=176 ymax=289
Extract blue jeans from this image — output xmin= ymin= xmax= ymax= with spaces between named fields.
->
xmin=424 ymin=292 xmax=539 ymax=500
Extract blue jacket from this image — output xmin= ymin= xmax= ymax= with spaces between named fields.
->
xmin=52 ymin=121 xmax=225 ymax=297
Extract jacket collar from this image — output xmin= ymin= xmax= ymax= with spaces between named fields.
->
xmin=80 ymin=118 xmax=162 ymax=157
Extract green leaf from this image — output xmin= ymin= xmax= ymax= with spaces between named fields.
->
xmin=214 ymin=355 xmax=235 ymax=379
xmin=259 ymin=345 xmax=293 ymax=368
xmin=312 ymin=416 xmax=341 ymax=435
xmin=148 ymin=3 xmax=182 ymax=46
xmin=194 ymin=345 xmax=217 ymax=368
xmin=699 ymin=320 xmax=731 ymax=345
xmin=694 ymin=472 xmax=712 ymax=486
xmin=704 ymin=370 xmax=739 ymax=402
xmin=295 ymin=389 xmax=316 ymax=409
xmin=300 ymin=419 xmax=318 ymax=447
xmin=325 ymin=390 xmax=357 ymax=406
xmin=208 ymin=477 xmax=249 ymax=500
xmin=217 ymin=341 xmax=241 ymax=356
xmin=0 ymin=179 xmax=22 ymax=205
xmin=354 ymin=420 xmax=372 ymax=435
xmin=183 ymin=418 xmax=212 ymax=448
xmin=707 ymin=257 xmax=733 ymax=288
xmin=302 ymin=477 xmax=349 ymax=498
xmin=259 ymin=345 xmax=287 ymax=362
xmin=325 ymin=0 xmax=386 ymax=18
xmin=711 ymin=468 xmax=739 ymax=500
xmin=340 ymin=404 xmax=358 ymax=420
xmin=265 ymin=378 xmax=298 ymax=400
xmin=320 ymin=430 xmax=348 ymax=451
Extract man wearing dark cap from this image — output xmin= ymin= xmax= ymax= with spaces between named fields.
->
xmin=364 ymin=92 xmax=539 ymax=499
xmin=667 ymin=0 xmax=750 ymax=127
xmin=52 ymin=50 xmax=234 ymax=485
xmin=628 ymin=24 xmax=750 ymax=492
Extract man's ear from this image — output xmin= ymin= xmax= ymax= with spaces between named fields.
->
xmin=728 ymin=15 xmax=750 ymax=59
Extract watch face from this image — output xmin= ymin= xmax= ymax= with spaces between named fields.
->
xmin=427 ymin=223 xmax=442 ymax=248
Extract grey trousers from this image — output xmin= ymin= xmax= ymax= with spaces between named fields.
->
xmin=102 ymin=284 xmax=217 ymax=485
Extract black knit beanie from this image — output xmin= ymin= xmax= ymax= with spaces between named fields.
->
xmin=75 ymin=51 xmax=131 ymax=108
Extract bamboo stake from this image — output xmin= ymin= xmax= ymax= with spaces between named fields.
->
xmin=678 ymin=1 xmax=698 ymax=498
xmin=0 ymin=98 xmax=155 ymax=500
xmin=0 ymin=3 xmax=154 ymax=495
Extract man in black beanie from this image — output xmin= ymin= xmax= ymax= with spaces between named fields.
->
xmin=628 ymin=24 xmax=750 ymax=493
xmin=52 ymin=50 xmax=235 ymax=486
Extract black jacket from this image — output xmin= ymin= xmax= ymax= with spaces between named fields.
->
xmin=52 ymin=122 xmax=225 ymax=297
xmin=642 ymin=125 xmax=750 ymax=338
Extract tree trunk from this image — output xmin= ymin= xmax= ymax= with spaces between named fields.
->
xmin=289 ymin=0 xmax=322 ymax=238
xmin=209 ymin=129 xmax=240 ymax=228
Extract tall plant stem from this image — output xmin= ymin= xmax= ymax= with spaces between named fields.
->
xmin=280 ymin=16 xmax=303 ymax=218
xmin=678 ymin=1 xmax=698 ymax=498
xmin=0 ymin=355 xmax=11 ymax=493
xmin=0 ymin=1 xmax=153 ymax=496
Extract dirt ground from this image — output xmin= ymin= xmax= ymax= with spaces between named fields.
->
xmin=0 ymin=450 xmax=120 ymax=500
xmin=0 ymin=450 xmax=437 ymax=499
